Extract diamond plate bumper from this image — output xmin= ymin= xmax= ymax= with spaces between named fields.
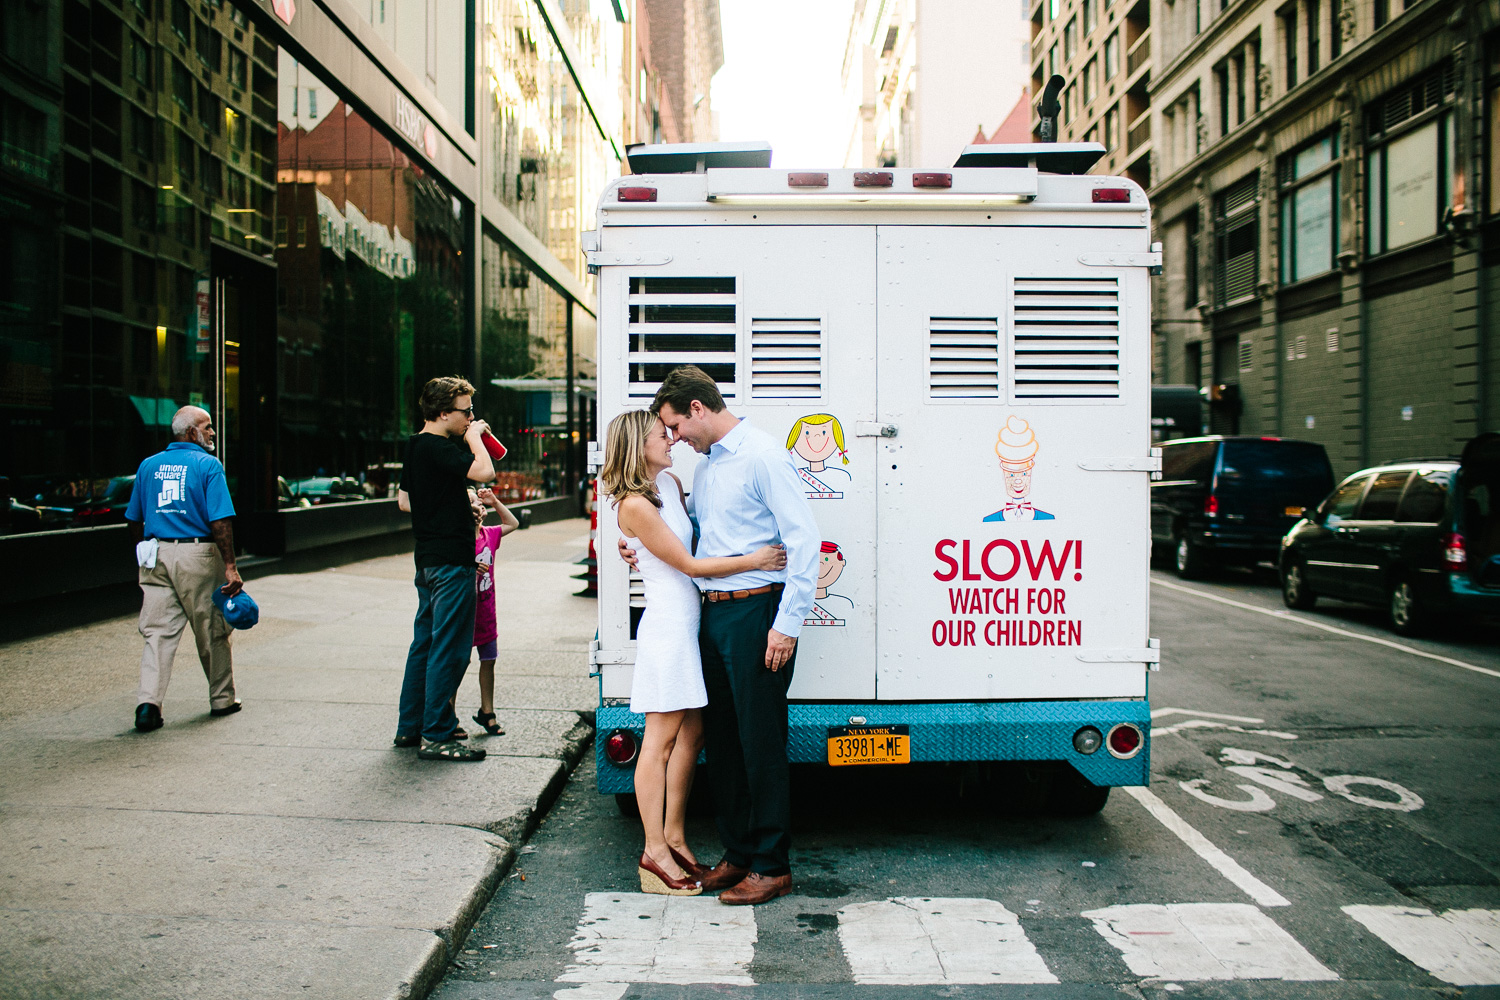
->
xmin=595 ymin=699 xmax=1150 ymax=794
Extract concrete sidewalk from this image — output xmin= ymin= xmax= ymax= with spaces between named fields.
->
xmin=0 ymin=519 xmax=598 ymax=1000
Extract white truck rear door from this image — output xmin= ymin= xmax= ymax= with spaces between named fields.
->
xmin=874 ymin=225 xmax=1152 ymax=702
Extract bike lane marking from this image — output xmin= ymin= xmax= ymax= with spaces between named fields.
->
xmin=1083 ymin=903 xmax=1338 ymax=981
xmin=1343 ymin=906 xmax=1500 ymax=986
xmin=1151 ymin=578 xmax=1500 ymax=680
xmin=1123 ymin=786 xmax=1291 ymax=907
xmin=836 ymin=897 xmax=1057 ymax=984
xmin=557 ymin=892 xmax=757 ymax=985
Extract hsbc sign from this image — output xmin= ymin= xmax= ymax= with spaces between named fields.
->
xmin=394 ymin=93 xmax=439 ymax=161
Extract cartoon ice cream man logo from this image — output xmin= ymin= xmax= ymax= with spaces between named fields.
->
xmin=786 ymin=413 xmax=850 ymax=500
xmin=983 ymin=416 xmax=1055 ymax=522
xmin=804 ymin=541 xmax=853 ymax=626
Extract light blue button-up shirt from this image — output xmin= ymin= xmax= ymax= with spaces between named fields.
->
xmin=688 ymin=418 xmax=820 ymax=638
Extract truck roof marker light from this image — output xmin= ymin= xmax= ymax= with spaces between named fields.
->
xmin=854 ymin=171 xmax=893 ymax=187
xmin=1106 ymin=723 xmax=1143 ymax=759
xmin=788 ymin=172 xmax=829 ymax=187
xmin=617 ymin=187 xmax=658 ymax=202
xmin=913 ymin=172 xmax=953 ymax=188
xmin=1092 ymin=188 xmax=1131 ymax=203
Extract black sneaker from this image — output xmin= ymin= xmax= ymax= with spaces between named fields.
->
xmin=135 ymin=703 xmax=163 ymax=732
xmin=209 ymin=701 xmax=242 ymax=717
xmin=393 ymin=734 xmax=420 ymax=748
xmin=417 ymin=739 xmax=486 ymax=761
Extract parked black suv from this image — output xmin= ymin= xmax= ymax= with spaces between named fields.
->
xmin=1152 ymin=436 xmax=1335 ymax=578
xmin=1279 ymin=433 xmax=1500 ymax=635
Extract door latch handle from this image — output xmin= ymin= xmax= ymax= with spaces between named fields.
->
xmin=855 ymin=422 xmax=898 ymax=438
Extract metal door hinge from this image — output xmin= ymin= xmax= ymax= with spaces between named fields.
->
xmin=587 ymin=441 xmax=603 ymax=473
xmin=855 ymin=421 xmax=898 ymax=438
xmin=1079 ymin=244 xmax=1162 ymax=271
xmin=1077 ymin=640 xmax=1161 ymax=665
xmin=586 ymin=250 xmax=672 ymax=269
xmin=1078 ymin=450 xmax=1162 ymax=474
xmin=589 ymin=641 xmax=636 ymax=667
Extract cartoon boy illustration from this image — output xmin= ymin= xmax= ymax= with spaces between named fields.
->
xmin=786 ymin=413 xmax=850 ymax=499
xmin=804 ymin=541 xmax=853 ymax=626
xmin=984 ymin=415 xmax=1054 ymax=522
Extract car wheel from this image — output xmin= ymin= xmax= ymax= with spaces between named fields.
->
xmin=1389 ymin=580 xmax=1427 ymax=636
xmin=1281 ymin=560 xmax=1317 ymax=610
xmin=614 ymin=793 xmax=639 ymax=818
xmin=1175 ymin=534 xmax=1208 ymax=579
xmin=1047 ymin=767 xmax=1112 ymax=816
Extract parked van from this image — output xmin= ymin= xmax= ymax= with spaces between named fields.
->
xmin=1151 ymin=436 xmax=1334 ymax=578
xmin=1279 ymin=433 xmax=1500 ymax=635
xmin=585 ymin=137 xmax=1162 ymax=815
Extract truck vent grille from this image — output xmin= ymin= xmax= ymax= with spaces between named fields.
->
xmin=1011 ymin=277 xmax=1121 ymax=400
xmin=928 ymin=317 xmax=1001 ymax=398
xmin=627 ymin=276 xmax=737 ymax=400
xmin=749 ymin=319 xmax=822 ymax=398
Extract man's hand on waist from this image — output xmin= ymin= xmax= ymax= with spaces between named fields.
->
xmin=765 ymin=629 xmax=796 ymax=672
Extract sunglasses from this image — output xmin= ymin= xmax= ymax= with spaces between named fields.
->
xmin=447 ymin=406 xmax=475 ymax=416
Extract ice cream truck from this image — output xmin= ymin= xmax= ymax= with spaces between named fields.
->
xmin=583 ymin=131 xmax=1162 ymax=815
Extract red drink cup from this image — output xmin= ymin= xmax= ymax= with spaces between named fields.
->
xmin=480 ymin=429 xmax=507 ymax=461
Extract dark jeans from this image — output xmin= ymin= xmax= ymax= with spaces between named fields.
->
xmin=398 ymin=563 xmax=476 ymax=742
xmin=700 ymin=590 xmax=797 ymax=877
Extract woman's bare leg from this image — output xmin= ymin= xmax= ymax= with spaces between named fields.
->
xmin=637 ymin=710 xmax=688 ymax=878
xmin=663 ymin=708 xmax=703 ymax=864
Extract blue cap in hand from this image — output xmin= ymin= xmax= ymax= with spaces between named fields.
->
xmin=212 ymin=588 xmax=260 ymax=629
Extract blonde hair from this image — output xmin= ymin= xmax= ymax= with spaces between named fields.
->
xmin=785 ymin=413 xmax=849 ymax=465
xmin=599 ymin=410 xmax=662 ymax=509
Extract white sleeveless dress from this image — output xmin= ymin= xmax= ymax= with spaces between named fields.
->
xmin=626 ymin=474 xmax=707 ymax=715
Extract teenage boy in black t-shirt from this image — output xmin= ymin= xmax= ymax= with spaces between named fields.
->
xmin=394 ymin=376 xmax=495 ymax=761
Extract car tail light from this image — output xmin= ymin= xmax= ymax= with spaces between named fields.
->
xmin=1106 ymin=723 xmax=1143 ymax=758
xmin=603 ymin=729 xmax=639 ymax=765
xmin=1444 ymin=532 xmax=1467 ymax=571
xmin=788 ymin=172 xmax=829 ymax=187
xmin=912 ymin=172 xmax=952 ymax=188
xmin=853 ymin=171 xmax=893 ymax=187
xmin=1204 ymin=495 xmax=1219 ymax=516
xmin=1072 ymin=726 xmax=1103 ymax=754
xmin=616 ymin=187 xmax=657 ymax=202
xmin=1091 ymin=188 xmax=1130 ymax=203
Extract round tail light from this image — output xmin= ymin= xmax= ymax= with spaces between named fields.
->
xmin=1072 ymin=726 xmax=1103 ymax=755
xmin=603 ymin=729 xmax=639 ymax=765
xmin=1106 ymin=723 xmax=1143 ymax=759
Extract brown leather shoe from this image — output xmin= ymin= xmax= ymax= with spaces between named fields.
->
xmin=698 ymin=859 xmax=750 ymax=892
xmin=718 ymin=872 xmax=792 ymax=905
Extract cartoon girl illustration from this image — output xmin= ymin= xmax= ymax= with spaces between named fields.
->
xmin=804 ymin=541 xmax=853 ymax=627
xmin=984 ymin=415 xmax=1054 ymax=522
xmin=786 ymin=413 xmax=851 ymax=499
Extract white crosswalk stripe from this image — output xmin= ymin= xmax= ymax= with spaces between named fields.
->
xmin=1343 ymin=906 xmax=1500 ymax=985
xmin=557 ymin=892 xmax=757 ymax=985
xmin=836 ymin=897 xmax=1058 ymax=984
xmin=1081 ymin=903 xmax=1338 ymax=981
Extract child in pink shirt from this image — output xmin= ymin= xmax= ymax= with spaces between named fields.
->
xmin=471 ymin=486 xmax=520 ymax=735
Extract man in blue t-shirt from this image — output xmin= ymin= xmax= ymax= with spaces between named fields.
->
xmin=124 ymin=406 xmax=242 ymax=733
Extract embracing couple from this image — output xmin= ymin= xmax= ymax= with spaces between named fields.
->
xmin=600 ymin=365 xmax=820 ymax=906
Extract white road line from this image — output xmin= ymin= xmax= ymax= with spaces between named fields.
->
xmin=1123 ymin=786 xmax=1291 ymax=907
xmin=837 ymin=897 xmax=1058 ymax=984
xmin=1343 ymin=905 xmax=1500 ymax=985
xmin=1083 ymin=903 xmax=1338 ymax=981
xmin=1152 ymin=707 xmax=1267 ymax=722
xmin=557 ymin=892 xmax=757 ymax=985
xmin=1151 ymin=578 xmax=1500 ymax=680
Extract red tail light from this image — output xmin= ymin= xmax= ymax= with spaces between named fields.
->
xmin=1204 ymin=495 xmax=1219 ymax=516
xmin=1106 ymin=723 xmax=1143 ymax=758
xmin=787 ymin=172 xmax=829 ymax=188
xmin=617 ymin=187 xmax=658 ymax=202
xmin=1091 ymin=188 xmax=1130 ymax=203
xmin=912 ymin=172 xmax=952 ymax=188
xmin=1445 ymin=532 xmax=1467 ymax=572
xmin=603 ymin=729 xmax=639 ymax=765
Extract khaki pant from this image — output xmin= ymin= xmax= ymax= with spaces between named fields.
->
xmin=138 ymin=542 xmax=235 ymax=710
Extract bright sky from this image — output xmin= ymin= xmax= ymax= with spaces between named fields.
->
xmin=711 ymin=0 xmax=852 ymax=168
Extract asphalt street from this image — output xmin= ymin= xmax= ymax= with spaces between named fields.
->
xmin=431 ymin=566 xmax=1500 ymax=1000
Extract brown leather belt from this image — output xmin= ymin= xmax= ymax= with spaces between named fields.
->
xmin=703 ymin=583 xmax=783 ymax=603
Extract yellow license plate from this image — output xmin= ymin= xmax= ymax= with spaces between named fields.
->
xmin=827 ymin=725 xmax=910 ymax=766
xmin=1285 ymin=505 xmax=1305 ymax=517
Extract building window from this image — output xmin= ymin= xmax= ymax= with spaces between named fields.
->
xmin=1185 ymin=209 xmax=1201 ymax=307
xmin=1365 ymin=64 xmax=1457 ymax=255
xmin=1103 ymin=105 xmax=1119 ymax=150
xmin=1305 ymin=0 xmax=1319 ymax=76
xmin=275 ymin=215 xmax=288 ymax=247
xmin=230 ymin=48 xmax=247 ymax=90
xmin=195 ymin=20 xmax=221 ymax=71
xmin=171 ymin=58 xmax=194 ymax=113
xmin=131 ymin=108 xmax=153 ymax=157
xmin=171 ymin=0 xmax=192 ymax=42
xmin=1374 ymin=0 xmax=1389 ymax=28
xmin=1084 ymin=57 xmax=1097 ymax=103
xmin=1214 ymin=172 xmax=1260 ymax=306
xmin=1329 ymin=0 xmax=1341 ymax=59
xmin=1050 ymin=0 xmax=1060 ymax=20
xmin=1049 ymin=42 xmax=1060 ymax=78
xmin=131 ymin=35 xmax=152 ymax=86
xmin=1084 ymin=0 xmax=1098 ymax=34
xmin=1104 ymin=32 xmax=1119 ymax=79
xmin=1065 ymin=16 xmax=1078 ymax=62
xmin=1281 ymin=4 xmax=1297 ymax=89
xmin=1279 ymin=132 xmax=1339 ymax=283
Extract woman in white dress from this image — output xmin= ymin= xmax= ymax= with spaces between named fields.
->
xmin=600 ymin=410 xmax=786 ymax=895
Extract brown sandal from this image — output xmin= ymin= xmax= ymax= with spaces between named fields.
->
xmin=638 ymin=852 xmax=702 ymax=895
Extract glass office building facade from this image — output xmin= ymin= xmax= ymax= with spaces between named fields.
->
xmin=0 ymin=0 xmax=617 ymax=591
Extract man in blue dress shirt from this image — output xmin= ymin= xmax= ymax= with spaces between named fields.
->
xmin=649 ymin=365 xmax=820 ymax=905
xmin=124 ymin=406 xmax=242 ymax=733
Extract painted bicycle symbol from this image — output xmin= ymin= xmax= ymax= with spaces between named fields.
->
xmin=1179 ymin=747 xmax=1424 ymax=814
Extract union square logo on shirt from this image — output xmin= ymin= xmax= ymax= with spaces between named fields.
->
xmin=155 ymin=464 xmax=188 ymax=511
